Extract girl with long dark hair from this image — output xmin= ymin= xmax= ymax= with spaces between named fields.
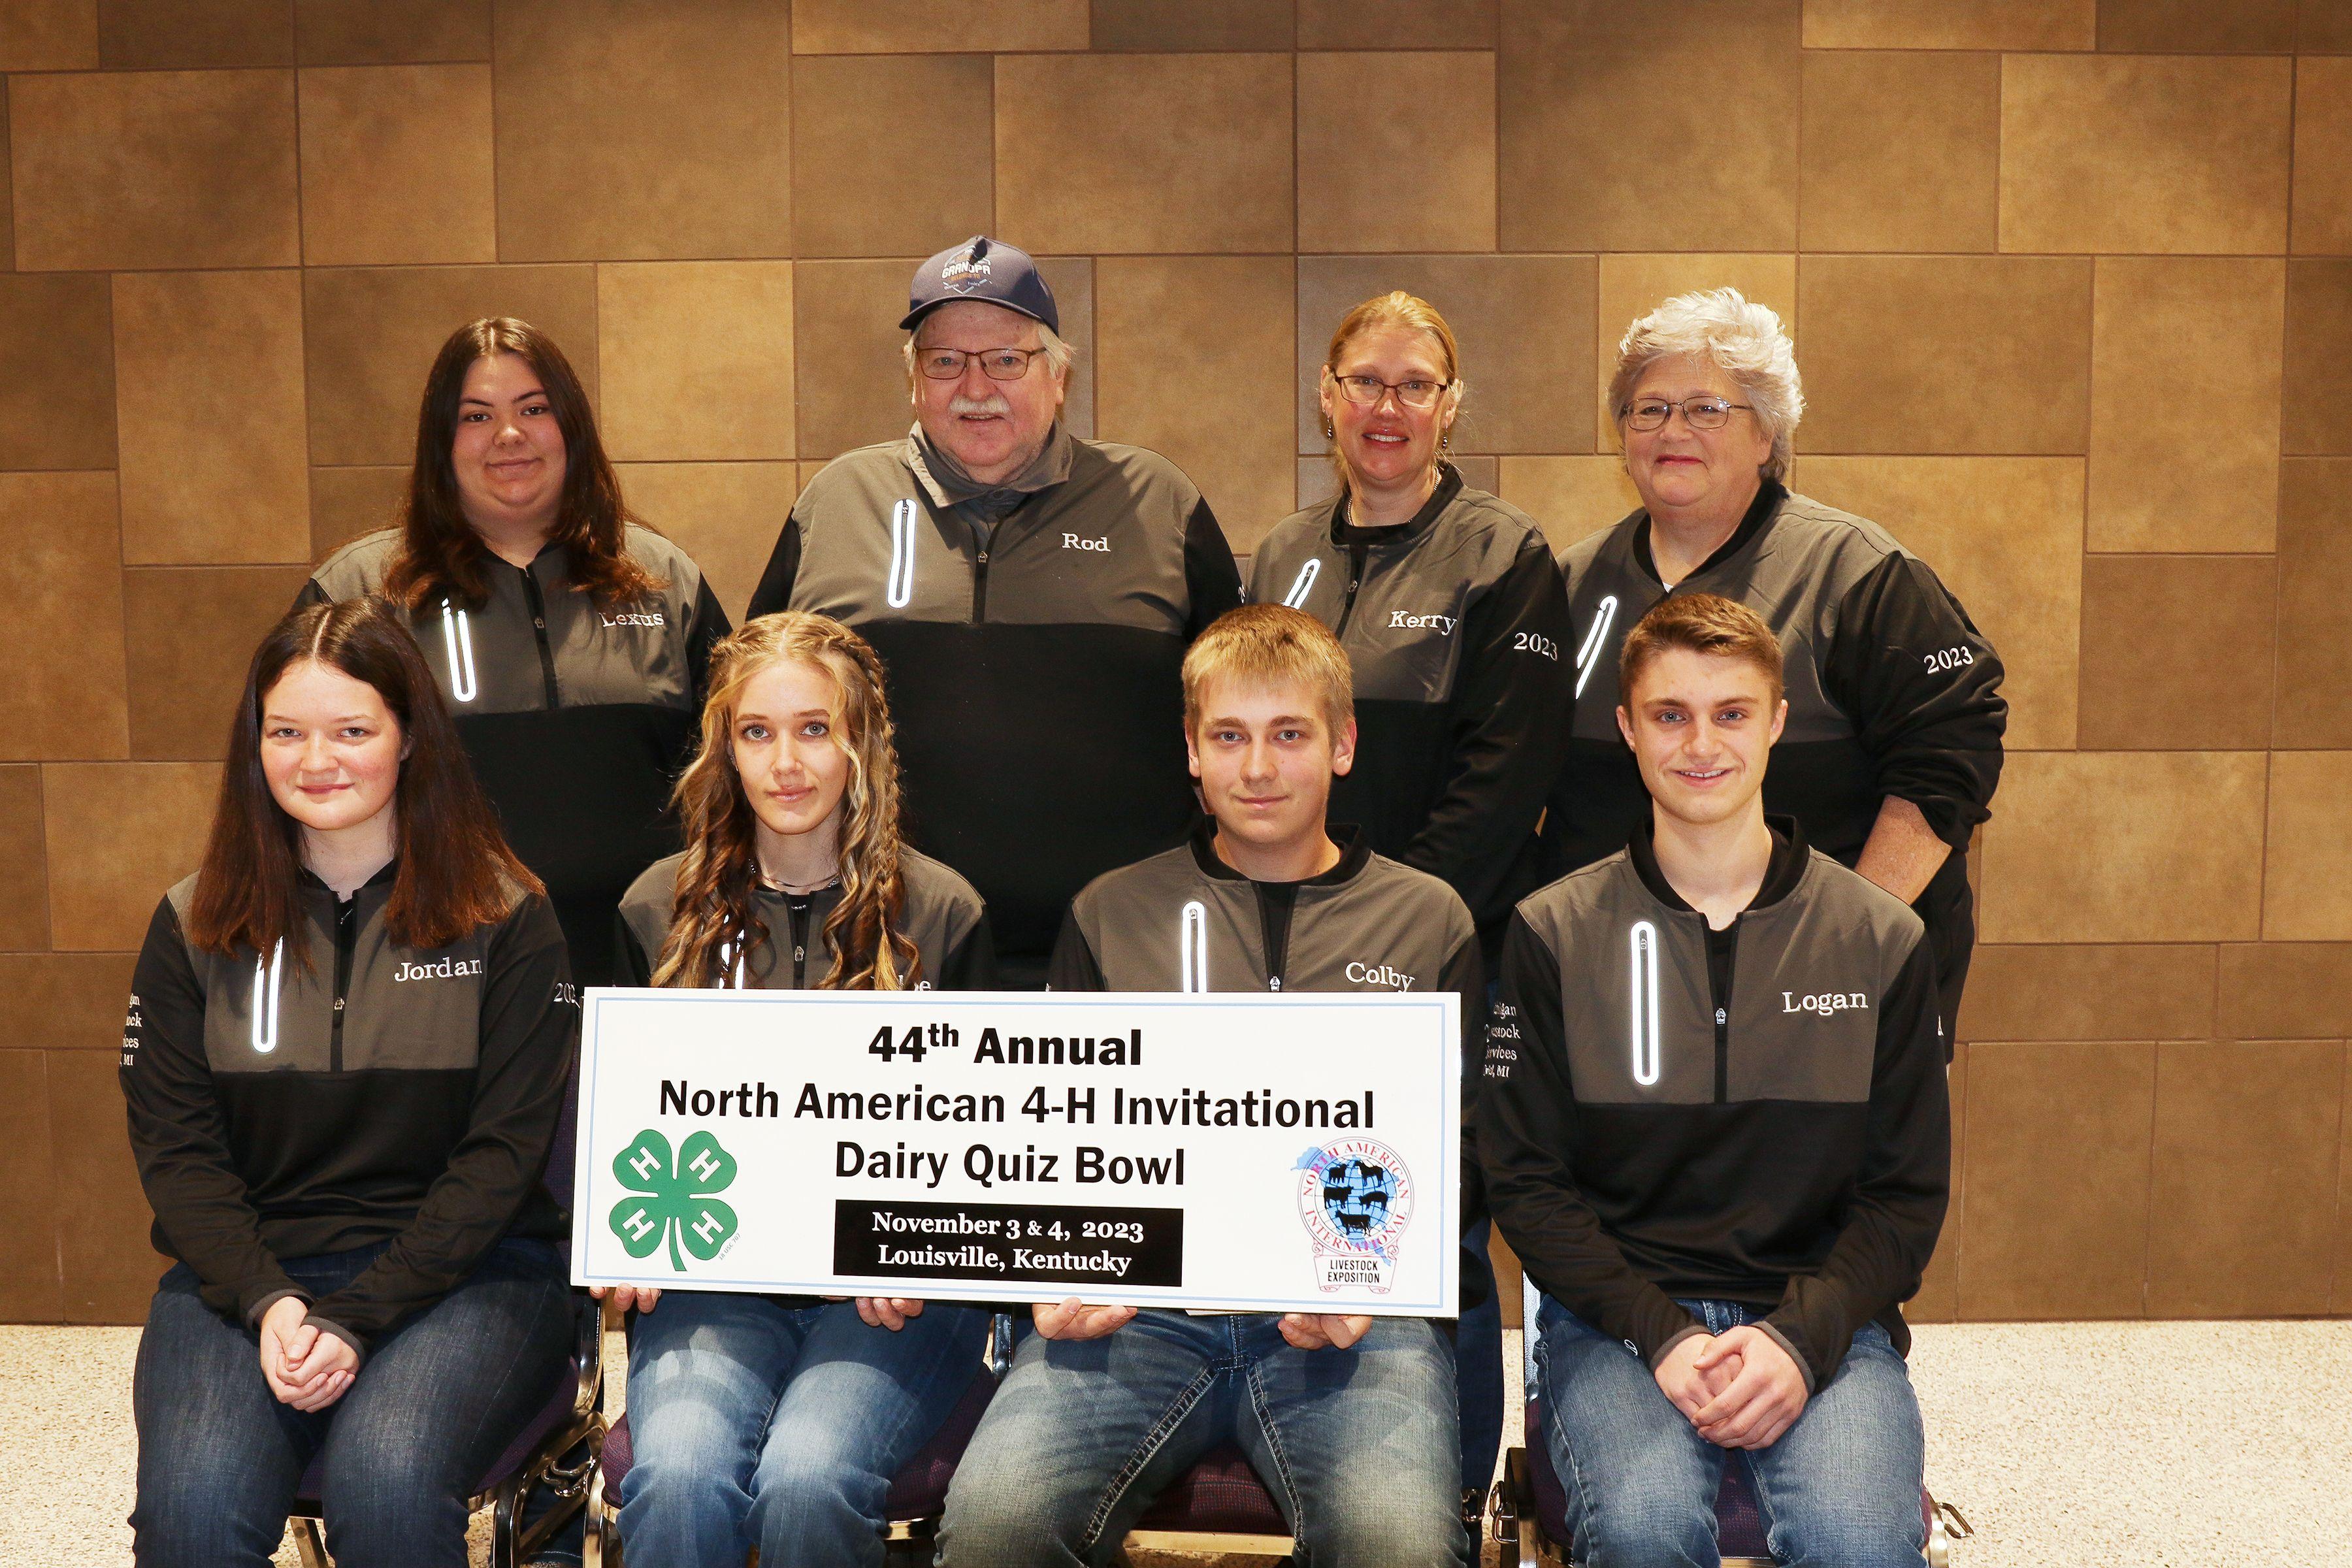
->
xmin=122 ymin=598 xmax=578 ymax=1566
xmin=603 ymin=612 xmax=993 ymax=1567
xmin=301 ymin=316 xmax=730 ymax=986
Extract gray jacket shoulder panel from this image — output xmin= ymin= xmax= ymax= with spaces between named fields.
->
xmin=617 ymin=851 xmax=690 ymax=964
xmin=309 ymin=528 xmax=404 ymax=598
xmin=898 ymin=846 xmax=987 ymax=950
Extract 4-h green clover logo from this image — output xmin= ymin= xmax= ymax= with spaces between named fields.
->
xmin=609 ymin=1128 xmax=739 ymax=1271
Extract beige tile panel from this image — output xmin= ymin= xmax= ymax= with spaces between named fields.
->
xmin=0 ymin=766 xmax=48 ymax=949
xmin=99 ymin=0 xmax=292 ymax=67
xmin=2147 ymin=1039 xmax=2341 ymax=1317
xmin=1498 ymin=1 xmax=1799 ymax=253
xmin=1961 ymin=944 xmax=2215 ymax=1044
xmin=1797 ymin=256 xmax=2092 ymax=456
xmin=1792 ymin=457 xmax=2083 ymax=751
xmin=493 ymin=0 xmax=790 ymax=262
xmin=996 ymin=53 xmax=1294 ymax=255
xmin=8 ymin=69 xmax=299 ymax=271
xmin=2218 ymin=943 xmax=2352 ymax=1040
xmin=1595 ymin=255 xmax=1796 ymax=449
xmin=1999 ymin=54 xmax=2292 ymax=255
xmin=1298 ymin=0 xmax=1496 ymax=46
xmin=1296 ymin=255 xmax=1599 ymax=458
xmin=1979 ymin=751 xmax=2267 ymax=944
xmin=123 ymin=567 xmax=314 ymax=761
xmin=2076 ymin=555 xmax=2274 ymax=753
xmin=2309 ymin=0 xmax=2352 ymax=51
xmin=2263 ymin=752 xmax=2352 ymax=941
xmin=0 ymin=473 xmax=128 ymax=762
xmin=598 ymin=263 xmax=795 ymax=463
xmin=792 ymin=0 xmax=1088 ymax=52
xmin=1799 ymin=50 xmax=1999 ymax=254
xmin=114 ymin=270 xmax=311 ymax=565
xmin=1 ymin=78 xmax=13 ymax=270
xmin=2087 ymin=259 xmax=2283 ymax=555
xmin=51 ymin=1048 xmax=169 ymax=1322
xmin=302 ymin=265 xmax=598 ymax=468
xmin=1959 ymin=1040 xmax=2153 ymax=1320
xmin=0 ymin=1052 xmax=60 ymax=1322
xmin=298 ymin=64 xmax=495 ymax=265
xmin=1494 ymin=457 xmax=1641 ymax=555
xmin=1091 ymin=0 xmax=1296 ymax=51
xmin=2283 ymin=261 xmax=2352 ymax=457
xmin=1297 ymin=52 xmax=1495 ymax=255
xmin=1801 ymin=0 xmax=2093 ymax=48
xmin=310 ymin=466 xmax=408 ymax=562
xmin=43 ymin=763 xmax=220 ymax=951
xmin=791 ymin=55 xmax=994 ymax=261
xmin=2097 ymin=0 xmax=2299 ymax=50
xmin=0 ymin=272 xmax=117 ymax=472
xmin=295 ymin=0 xmax=492 ymax=63
xmin=1910 ymin=1038 xmax=1967 ymax=1322
xmin=0 ymin=0 xmax=99 ymax=69
xmin=619 ymin=463 xmax=799 ymax=627
xmin=2278 ymin=460 xmax=2352 ymax=747
xmin=1097 ymin=256 xmax=1295 ymax=552
xmin=0 ymin=953 xmax=140 ymax=1050
xmin=2296 ymin=59 xmax=2352 ymax=257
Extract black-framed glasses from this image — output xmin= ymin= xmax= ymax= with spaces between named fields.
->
xmin=1622 ymin=396 xmax=1752 ymax=432
xmin=915 ymin=346 xmax=1049 ymax=382
xmin=1332 ymin=372 xmax=1454 ymax=410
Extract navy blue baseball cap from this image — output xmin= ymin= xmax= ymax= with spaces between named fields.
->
xmin=900 ymin=235 xmax=1059 ymax=335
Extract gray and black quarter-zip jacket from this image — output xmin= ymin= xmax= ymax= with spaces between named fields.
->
xmin=614 ymin=847 xmax=995 ymax=992
xmin=746 ymin=427 xmax=1242 ymax=983
xmin=1247 ymin=466 xmax=1575 ymax=949
xmin=1548 ymin=480 xmax=2005 ymax=1039
xmin=1480 ymin=819 xmax=1949 ymax=1392
xmin=120 ymin=866 xmax=577 ymax=1363
xmin=301 ymin=525 xmax=730 ymax=987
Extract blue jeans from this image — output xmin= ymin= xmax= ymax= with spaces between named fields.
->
xmin=1537 ymin=1297 xmax=1927 ymax=1568
xmin=618 ymin=1294 xmax=990 ymax=1568
xmin=131 ymin=1239 xmax=573 ymax=1568
xmin=938 ymin=1310 xmax=1467 ymax=1567
xmin=1458 ymin=1217 xmax=1503 ymax=1497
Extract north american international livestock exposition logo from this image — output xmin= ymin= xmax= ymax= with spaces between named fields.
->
xmin=1294 ymin=1137 xmax=1414 ymax=1294
xmin=610 ymin=1128 xmax=739 ymax=1271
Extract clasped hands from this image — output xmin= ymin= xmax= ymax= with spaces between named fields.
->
xmin=1652 ymin=1325 xmax=1809 ymax=1450
xmin=1032 ymin=1299 xmax=1371 ymax=1351
xmin=258 ymin=1296 xmax=359 ymax=1413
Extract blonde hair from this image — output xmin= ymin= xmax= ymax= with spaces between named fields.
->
xmin=1182 ymin=605 xmax=1354 ymax=738
xmin=655 ymin=613 xmax=921 ymax=991
xmin=1607 ymin=287 xmax=1803 ymax=482
xmin=1618 ymin=592 xmax=1786 ymax=708
xmin=1320 ymin=291 xmax=1466 ymax=495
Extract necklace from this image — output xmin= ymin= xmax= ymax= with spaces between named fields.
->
xmin=758 ymin=866 xmax=840 ymax=897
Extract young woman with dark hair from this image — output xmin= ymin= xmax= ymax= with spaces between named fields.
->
xmin=603 ymin=612 xmax=994 ymax=1568
xmin=122 ymin=598 xmax=580 ymax=1567
xmin=301 ymin=316 xmax=732 ymax=987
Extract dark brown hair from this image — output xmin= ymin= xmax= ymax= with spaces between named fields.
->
xmin=380 ymin=316 xmax=661 ymax=612
xmin=183 ymin=598 xmax=542 ymax=962
xmin=1618 ymin=591 xmax=1786 ymax=707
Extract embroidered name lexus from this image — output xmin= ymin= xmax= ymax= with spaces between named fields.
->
xmin=1346 ymin=960 xmax=1416 ymax=990
xmin=1783 ymin=990 xmax=1869 ymax=1014
xmin=1388 ymin=611 xmax=1456 ymax=634
xmin=395 ymin=957 xmax=487 ymax=982
xmin=601 ymin=611 xmax=666 ymax=628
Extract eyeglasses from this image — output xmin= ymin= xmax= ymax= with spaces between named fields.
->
xmin=915 ymin=346 xmax=1048 ymax=382
xmin=1622 ymin=396 xmax=1752 ymax=432
xmin=1332 ymin=372 xmax=1454 ymax=411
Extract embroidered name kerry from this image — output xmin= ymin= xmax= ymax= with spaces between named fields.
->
xmin=601 ymin=611 xmax=666 ymax=628
xmin=1783 ymin=990 xmax=1869 ymax=1014
xmin=395 ymin=957 xmax=486 ymax=982
xmin=1388 ymin=610 xmax=1456 ymax=634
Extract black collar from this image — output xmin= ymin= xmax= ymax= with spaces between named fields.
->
xmin=1330 ymin=463 xmax=1465 ymax=550
xmin=297 ymin=858 xmax=400 ymax=897
xmin=1632 ymin=477 xmax=1786 ymax=587
xmin=1186 ymin=817 xmax=1371 ymax=887
xmin=1627 ymin=813 xmax=1808 ymax=917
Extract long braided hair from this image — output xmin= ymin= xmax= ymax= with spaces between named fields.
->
xmin=653 ymin=613 xmax=921 ymax=990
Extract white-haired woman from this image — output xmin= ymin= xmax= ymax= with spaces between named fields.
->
xmin=1546 ymin=287 xmax=2006 ymax=1044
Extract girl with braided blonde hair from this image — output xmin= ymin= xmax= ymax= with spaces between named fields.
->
xmin=602 ymin=611 xmax=995 ymax=1568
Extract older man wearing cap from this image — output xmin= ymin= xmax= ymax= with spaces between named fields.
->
xmin=749 ymin=235 xmax=1243 ymax=986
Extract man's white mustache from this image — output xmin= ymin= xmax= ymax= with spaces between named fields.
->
xmin=949 ymin=394 xmax=1013 ymax=417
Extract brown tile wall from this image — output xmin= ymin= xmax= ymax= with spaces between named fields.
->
xmin=0 ymin=4 xmax=2342 ymax=1322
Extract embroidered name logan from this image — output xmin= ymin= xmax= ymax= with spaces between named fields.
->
xmin=1783 ymin=990 xmax=1869 ymax=1014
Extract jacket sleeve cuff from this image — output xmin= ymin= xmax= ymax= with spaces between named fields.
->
xmin=1754 ymin=1318 xmax=1818 ymax=1395
xmin=302 ymin=1313 xmax=369 ymax=1369
xmin=1647 ymin=1322 xmax=1708 ymax=1371
xmin=244 ymin=1287 xmax=309 ymax=1328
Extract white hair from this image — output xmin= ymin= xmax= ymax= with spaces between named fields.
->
xmin=1607 ymin=287 xmax=1802 ymax=481
xmin=902 ymin=316 xmax=1074 ymax=383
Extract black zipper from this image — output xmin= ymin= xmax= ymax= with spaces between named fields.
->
xmin=1331 ymin=542 xmax=1369 ymax=636
xmin=1254 ymin=884 xmax=1297 ymax=992
xmin=1705 ymin=919 xmax=1737 ymax=1105
xmin=517 ymin=565 xmax=561 ymax=708
xmin=786 ymin=897 xmax=812 ymax=987
xmin=331 ymin=895 xmax=357 ymax=1073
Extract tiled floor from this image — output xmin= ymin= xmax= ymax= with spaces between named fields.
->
xmin=5 ymin=1319 xmax=2345 ymax=1565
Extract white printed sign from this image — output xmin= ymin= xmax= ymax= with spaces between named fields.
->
xmin=571 ymin=988 xmax=1461 ymax=1316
